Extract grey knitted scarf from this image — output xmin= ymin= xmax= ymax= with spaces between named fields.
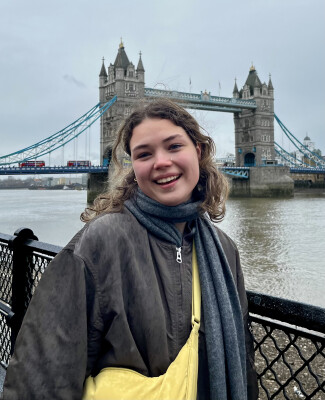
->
xmin=124 ymin=189 xmax=247 ymax=400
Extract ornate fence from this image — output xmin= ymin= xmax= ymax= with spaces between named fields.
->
xmin=0 ymin=228 xmax=61 ymax=368
xmin=1 ymin=229 xmax=325 ymax=399
xmin=247 ymin=292 xmax=325 ymax=399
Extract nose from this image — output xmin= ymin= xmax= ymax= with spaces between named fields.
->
xmin=153 ymin=151 xmax=172 ymax=169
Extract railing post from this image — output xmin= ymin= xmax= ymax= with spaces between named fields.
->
xmin=8 ymin=228 xmax=38 ymax=353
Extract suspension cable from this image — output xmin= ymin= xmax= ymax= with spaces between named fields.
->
xmin=0 ymin=96 xmax=117 ymax=165
xmin=274 ymin=114 xmax=324 ymax=167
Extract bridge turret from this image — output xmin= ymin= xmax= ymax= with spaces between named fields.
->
xmin=268 ymin=74 xmax=274 ymax=96
xmin=99 ymin=58 xmax=108 ymax=80
xmin=99 ymin=58 xmax=108 ymax=103
xmin=114 ymin=40 xmax=128 ymax=97
xmin=136 ymin=52 xmax=145 ymax=98
xmin=137 ymin=52 xmax=144 ymax=72
xmin=108 ymin=64 xmax=114 ymax=84
xmin=233 ymin=79 xmax=239 ymax=99
xmin=114 ymin=40 xmax=130 ymax=70
xmin=234 ymin=65 xmax=275 ymax=167
xmin=254 ymin=80 xmax=262 ymax=97
xmin=242 ymin=83 xmax=250 ymax=99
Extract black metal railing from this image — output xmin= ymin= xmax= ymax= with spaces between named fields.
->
xmin=0 ymin=228 xmax=61 ymax=368
xmin=247 ymin=292 xmax=325 ymax=399
xmin=0 ymin=229 xmax=324 ymax=399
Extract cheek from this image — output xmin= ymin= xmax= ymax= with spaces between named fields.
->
xmin=184 ymin=153 xmax=200 ymax=177
xmin=190 ymin=156 xmax=201 ymax=186
xmin=193 ymin=161 xmax=200 ymax=183
xmin=133 ymin=162 xmax=148 ymax=181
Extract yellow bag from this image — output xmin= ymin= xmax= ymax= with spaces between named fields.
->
xmin=83 ymin=244 xmax=201 ymax=400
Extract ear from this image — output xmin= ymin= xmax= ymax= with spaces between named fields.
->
xmin=196 ymin=143 xmax=202 ymax=160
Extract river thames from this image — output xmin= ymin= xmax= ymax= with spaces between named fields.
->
xmin=0 ymin=189 xmax=324 ymax=307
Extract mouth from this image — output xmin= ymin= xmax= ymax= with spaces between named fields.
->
xmin=155 ymin=175 xmax=181 ymax=185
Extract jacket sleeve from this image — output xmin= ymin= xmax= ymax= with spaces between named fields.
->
xmin=3 ymin=249 xmax=88 ymax=400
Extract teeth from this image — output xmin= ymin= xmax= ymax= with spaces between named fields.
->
xmin=156 ymin=175 xmax=179 ymax=184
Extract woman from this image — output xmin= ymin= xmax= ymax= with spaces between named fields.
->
xmin=4 ymin=99 xmax=258 ymax=399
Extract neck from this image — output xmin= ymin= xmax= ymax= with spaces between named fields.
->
xmin=174 ymin=222 xmax=186 ymax=234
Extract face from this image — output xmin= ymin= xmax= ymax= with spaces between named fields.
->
xmin=130 ymin=118 xmax=201 ymax=206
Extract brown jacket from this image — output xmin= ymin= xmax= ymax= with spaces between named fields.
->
xmin=4 ymin=208 xmax=258 ymax=399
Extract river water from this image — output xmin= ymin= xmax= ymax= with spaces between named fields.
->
xmin=0 ymin=189 xmax=324 ymax=307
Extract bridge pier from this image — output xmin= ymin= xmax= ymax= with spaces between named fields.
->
xmin=230 ymin=166 xmax=294 ymax=197
xmin=87 ymin=172 xmax=108 ymax=204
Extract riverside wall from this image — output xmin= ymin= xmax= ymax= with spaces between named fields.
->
xmin=230 ymin=166 xmax=294 ymax=198
xmin=87 ymin=172 xmax=108 ymax=203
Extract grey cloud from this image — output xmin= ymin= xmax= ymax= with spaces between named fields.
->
xmin=63 ymin=75 xmax=86 ymax=88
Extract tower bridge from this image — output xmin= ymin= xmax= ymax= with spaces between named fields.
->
xmin=99 ymin=40 xmax=275 ymax=171
xmin=1 ymin=40 xmax=323 ymax=200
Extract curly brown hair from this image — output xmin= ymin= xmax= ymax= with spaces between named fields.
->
xmin=81 ymin=98 xmax=228 ymax=222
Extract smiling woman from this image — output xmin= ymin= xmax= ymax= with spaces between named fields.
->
xmin=130 ymin=119 xmax=201 ymax=207
xmin=82 ymin=99 xmax=228 ymax=223
xmin=4 ymin=99 xmax=258 ymax=400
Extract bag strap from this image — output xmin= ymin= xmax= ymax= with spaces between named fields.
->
xmin=192 ymin=242 xmax=201 ymax=328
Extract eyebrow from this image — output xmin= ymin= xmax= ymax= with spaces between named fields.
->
xmin=132 ymin=134 xmax=183 ymax=153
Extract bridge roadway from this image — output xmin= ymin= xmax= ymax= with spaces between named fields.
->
xmin=289 ymin=167 xmax=325 ymax=174
xmin=1 ymin=165 xmax=324 ymax=178
xmin=0 ymin=166 xmax=108 ymax=175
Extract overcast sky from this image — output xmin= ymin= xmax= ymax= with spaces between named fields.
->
xmin=0 ymin=0 xmax=324 ymax=165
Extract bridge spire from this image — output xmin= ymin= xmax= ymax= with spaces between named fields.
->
xmin=137 ymin=51 xmax=144 ymax=72
xmin=99 ymin=57 xmax=107 ymax=77
xmin=268 ymin=73 xmax=274 ymax=90
xmin=233 ymin=78 xmax=239 ymax=98
xmin=245 ymin=65 xmax=262 ymax=91
xmin=114 ymin=40 xmax=130 ymax=69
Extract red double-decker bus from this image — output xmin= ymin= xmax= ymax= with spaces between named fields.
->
xmin=67 ymin=160 xmax=91 ymax=167
xmin=19 ymin=161 xmax=45 ymax=167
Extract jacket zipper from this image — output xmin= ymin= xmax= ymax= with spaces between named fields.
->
xmin=176 ymin=246 xmax=182 ymax=263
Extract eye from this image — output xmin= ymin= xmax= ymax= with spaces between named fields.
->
xmin=136 ymin=152 xmax=151 ymax=159
xmin=169 ymin=143 xmax=183 ymax=150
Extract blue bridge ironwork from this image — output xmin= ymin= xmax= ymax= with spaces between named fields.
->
xmin=1 ymin=165 xmax=324 ymax=178
xmin=274 ymin=114 xmax=325 ymax=168
xmin=0 ymin=97 xmax=117 ymax=167
xmin=222 ymin=167 xmax=250 ymax=179
xmin=289 ymin=167 xmax=325 ymax=174
xmin=0 ymin=166 xmax=108 ymax=175
xmin=0 ymin=165 xmax=251 ymax=178
xmin=0 ymin=95 xmax=323 ymax=175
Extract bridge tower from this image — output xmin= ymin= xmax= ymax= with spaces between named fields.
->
xmin=99 ymin=40 xmax=145 ymax=166
xmin=233 ymin=66 xmax=275 ymax=167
